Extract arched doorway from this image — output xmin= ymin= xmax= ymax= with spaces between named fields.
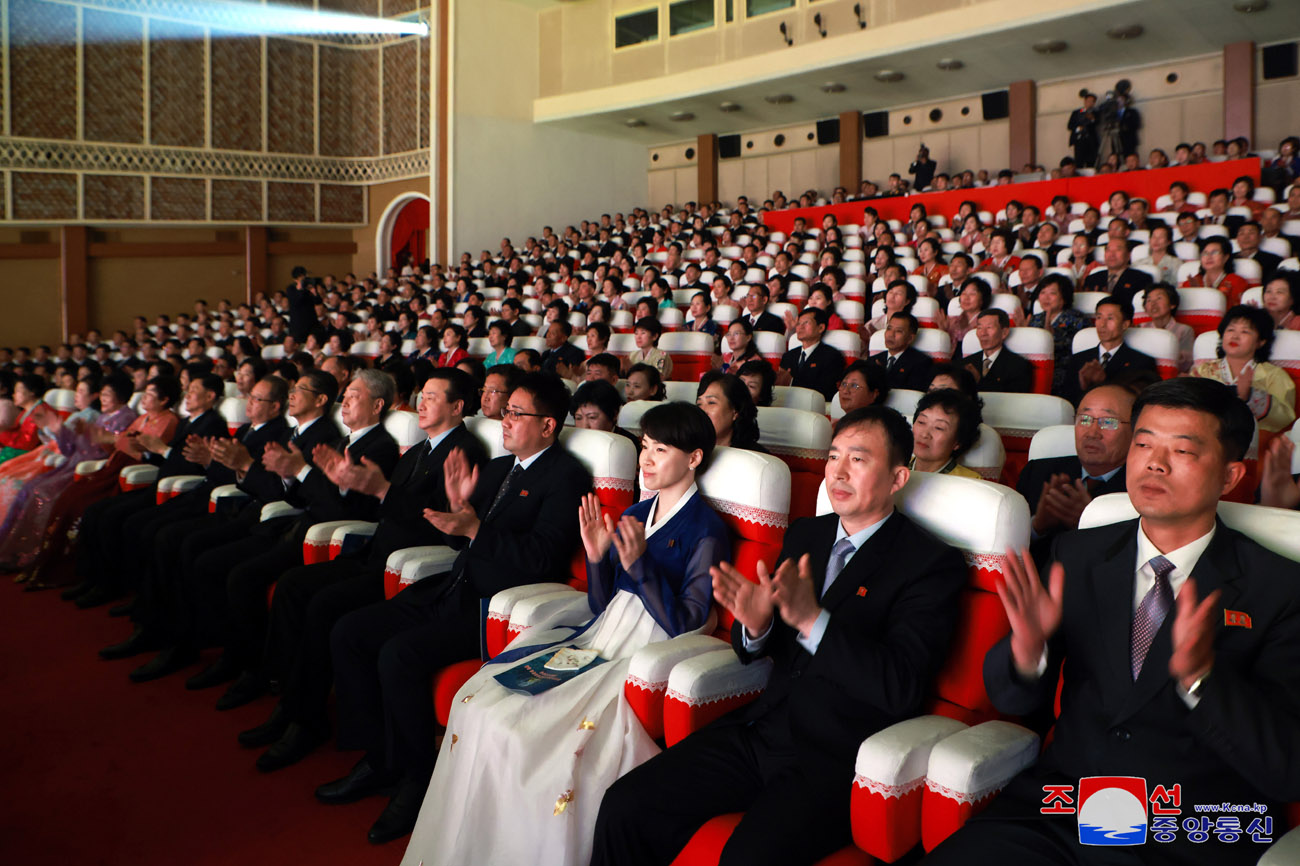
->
xmin=375 ymin=192 xmax=430 ymax=276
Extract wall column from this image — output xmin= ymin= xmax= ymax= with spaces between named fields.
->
xmin=1223 ymin=41 xmax=1255 ymax=143
xmin=246 ymin=226 xmax=268 ymax=303
xmin=839 ymin=111 xmax=862 ymax=191
xmin=697 ymin=134 xmax=718 ymax=204
xmin=60 ymin=226 xmax=88 ymax=340
xmin=1008 ymin=79 xmax=1037 ymax=171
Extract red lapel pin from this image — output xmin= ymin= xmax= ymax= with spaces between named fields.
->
xmin=1224 ymin=609 xmax=1251 ymax=628
xmin=519 ymin=490 xmax=529 ymax=497
xmin=856 ymin=586 xmax=867 ymax=597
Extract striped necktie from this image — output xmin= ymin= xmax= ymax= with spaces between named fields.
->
xmin=1131 ymin=555 xmax=1175 ymax=680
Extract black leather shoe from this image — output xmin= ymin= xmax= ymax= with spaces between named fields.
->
xmin=316 ymin=758 xmax=397 ymax=805
xmin=217 ymin=671 xmax=269 ymax=711
xmin=61 ymin=581 xmax=94 ymax=601
xmin=108 ymin=599 xmax=136 ymax=617
xmin=367 ymin=779 xmax=428 ymax=845
xmin=185 ymin=655 xmax=240 ymax=691
xmin=75 ymin=585 xmax=124 ymax=609
xmin=256 ymin=722 xmax=327 ymax=773
xmin=238 ymin=703 xmax=287 ymax=748
xmin=99 ymin=627 xmax=162 ymax=661
xmin=128 ymin=646 xmax=199 ymax=683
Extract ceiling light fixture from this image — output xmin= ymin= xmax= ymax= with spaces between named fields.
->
xmin=820 ymin=82 xmax=846 ymax=93
xmin=1032 ymin=39 xmax=1067 ymax=54
xmin=623 ymin=118 xmax=647 ymax=128
xmin=936 ymin=58 xmax=964 ymax=71
xmin=669 ymin=111 xmax=695 ymax=122
xmin=764 ymin=93 xmax=795 ymax=104
xmin=1106 ymin=24 xmax=1144 ymax=40
xmin=719 ymin=101 xmax=742 ymax=112
xmin=1232 ymin=0 xmax=1269 ymax=11
xmin=873 ymin=69 xmax=904 ymax=83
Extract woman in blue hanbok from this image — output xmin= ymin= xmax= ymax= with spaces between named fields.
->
xmin=401 ymin=401 xmax=729 ymax=866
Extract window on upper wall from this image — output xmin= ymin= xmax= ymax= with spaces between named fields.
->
xmin=746 ymin=0 xmax=795 ymax=17
xmin=615 ymin=8 xmax=659 ymax=49
xmin=726 ymin=0 xmax=735 ymax=23
xmin=670 ymin=0 xmax=715 ymax=35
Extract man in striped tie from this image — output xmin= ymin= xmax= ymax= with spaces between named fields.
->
xmin=925 ymin=378 xmax=1300 ymax=866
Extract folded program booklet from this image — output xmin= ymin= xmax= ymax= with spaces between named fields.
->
xmin=493 ymin=646 xmax=608 ymax=695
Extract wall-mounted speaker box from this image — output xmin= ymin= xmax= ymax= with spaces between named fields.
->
xmin=981 ymin=90 xmax=1010 ymax=121
xmin=719 ymin=134 xmax=742 ymax=159
xmin=1263 ymin=42 xmax=1298 ymax=80
xmin=863 ymin=111 xmax=889 ymax=139
xmin=816 ymin=118 xmax=841 ymax=145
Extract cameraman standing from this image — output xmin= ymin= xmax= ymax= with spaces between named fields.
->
xmin=1067 ymin=90 xmax=1099 ymax=169
xmin=286 ymin=266 xmax=320 ymax=342
xmin=909 ymin=145 xmax=936 ymax=191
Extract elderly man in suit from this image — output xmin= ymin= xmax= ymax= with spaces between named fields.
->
xmin=1060 ymin=296 xmax=1157 ymax=406
xmin=965 ymin=309 xmax=1035 ymax=394
xmin=925 ymin=377 xmax=1300 ymax=866
xmin=870 ymin=311 xmax=933 ymax=391
xmin=592 ymin=406 xmax=967 ymax=866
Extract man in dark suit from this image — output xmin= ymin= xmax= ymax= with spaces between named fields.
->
xmin=925 ymin=378 xmax=1300 ymax=866
xmin=1060 ymin=296 xmax=1157 ymax=406
xmin=965 ymin=309 xmax=1035 ymax=394
xmin=499 ymin=298 xmax=532 ymax=338
xmin=312 ymin=373 xmax=592 ymax=843
xmin=75 ymin=374 xmax=230 ymax=610
xmin=1233 ymin=222 xmax=1283 ymax=280
xmin=539 ymin=320 xmax=585 ymax=377
xmin=245 ymin=369 xmax=490 ymax=777
xmin=118 ymin=375 xmax=290 ymax=682
xmin=1017 ymin=384 xmax=1134 ymax=565
xmin=1082 ymin=239 xmax=1153 ymax=307
xmin=778 ymin=307 xmax=845 ymax=399
xmin=1067 ymin=91 xmax=1099 ymax=168
xmin=1259 ymin=208 xmax=1300 ymax=258
xmin=741 ymin=284 xmax=786 ymax=334
xmin=592 ymin=407 xmax=967 ymax=866
xmin=286 ymin=267 xmax=320 ymax=341
xmin=870 ymin=311 xmax=934 ymax=391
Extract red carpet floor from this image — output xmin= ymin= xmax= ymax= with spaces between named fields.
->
xmin=0 ymin=581 xmax=401 ymax=866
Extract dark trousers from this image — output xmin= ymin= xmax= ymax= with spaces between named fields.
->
xmin=127 ymin=493 xmax=208 ymax=637
xmin=77 ymin=488 xmax=154 ymax=591
xmin=270 ymin=560 xmax=385 ymax=731
xmin=591 ymin=720 xmax=852 ymax=866
xmin=329 ymin=577 xmax=480 ymax=779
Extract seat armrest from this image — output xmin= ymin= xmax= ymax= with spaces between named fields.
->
xmin=663 ymin=650 xmax=772 ymax=747
xmin=486 ymin=583 xmax=574 ymax=657
xmin=209 ymin=483 xmax=246 ymax=502
xmin=625 ymin=634 xmax=729 ymax=741
xmin=1258 ymin=824 xmax=1300 ymax=866
xmin=921 ymin=720 xmax=1040 ymax=852
xmin=327 ymin=521 xmax=379 ymax=560
xmin=302 ymin=519 xmax=372 ymax=564
xmin=120 ymin=465 xmax=159 ymax=490
xmin=391 ymin=545 xmax=460 ymax=596
xmin=506 ymin=589 xmax=592 ymax=640
xmin=260 ymin=501 xmax=304 ymax=522
xmin=851 ymin=715 xmax=969 ymax=863
xmin=75 ymin=458 xmax=107 ymax=478
xmin=165 ymin=475 xmax=205 ymax=494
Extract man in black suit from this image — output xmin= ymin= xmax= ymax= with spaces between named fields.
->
xmin=870 ymin=311 xmax=933 ymax=391
xmin=313 ymin=373 xmax=591 ymax=843
xmin=926 ymin=378 xmax=1300 ymax=866
xmin=965 ymin=309 xmax=1035 ymax=394
xmin=741 ymin=284 xmax=786 ymax=334
xmin=1259 ymin=208 xmax=1300 ymax=258
xmin=593 ymin=407 xmax=967 ymax=866
xmin=286 ymin=267 xmax=320 ymax=341
xmin=1017 ymin=384 xmax=1134 ymax=565
xmin=778 ymin=307 xmax=845 ymax=399
xmin=75 ymin=374 xmax=230 ymax=610
xmin=1060 ymin=296 xmax=1157 ymax=406
xmin=246 ymin=369 xmax=489 ymax=776
xmin=499 ymin=298 xmax=532 ymax=338
xmin=118 ymin=375 xmax=291 ymax=682
xmin=1082 ymin=239 xmax=1153 ymax=307
xmin=1067 ymin=91 xmax=1099 ymax=168
xmin=539 ymin=320 xmax=585 ymax=377
xmin=1233 ymin=222 xmax=1283 ymax=280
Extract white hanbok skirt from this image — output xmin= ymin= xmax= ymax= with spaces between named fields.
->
xmin=400 ymin=589 xmax=676 ymax=866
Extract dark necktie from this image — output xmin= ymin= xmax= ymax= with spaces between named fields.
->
xmin=1107 ymin=271 xmax=1120 ymax=292
xmin=1131 ymin=555 xmax=1175 ymax=680
xmin=1101 ymin=351 xmax=1112 ymax=368
xmin=886 ymin=355 xmax=897 ymax=371
xmin=485 ymin=464 xmax=524 ymax=523
xmin=822 ymin=537 xmax=856 ymax=598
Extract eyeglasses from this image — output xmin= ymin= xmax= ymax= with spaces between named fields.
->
xmin=1075 ymin=414 xmax=1130 ymax=431
xmin=839 ymin=381 xmax=865 ymax=392
xmin=502 ymin=407 xmax=546 ymax=421
xmin=482 ymin=388 xmax=509 ymax=397
xmin=291 ymin=386 xmax=321 ymax=396
xmin=248 ymin=394 xmax=277 ymax=403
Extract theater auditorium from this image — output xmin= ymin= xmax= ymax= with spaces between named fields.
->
xmin=2 ymin=1 xmax=1300 ymax=864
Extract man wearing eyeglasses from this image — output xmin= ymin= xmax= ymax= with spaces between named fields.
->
xmin=1016 ymin=383 xmax=1135 ymax=564
xmin=321 ymin=372 xmax=591 ymax=844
